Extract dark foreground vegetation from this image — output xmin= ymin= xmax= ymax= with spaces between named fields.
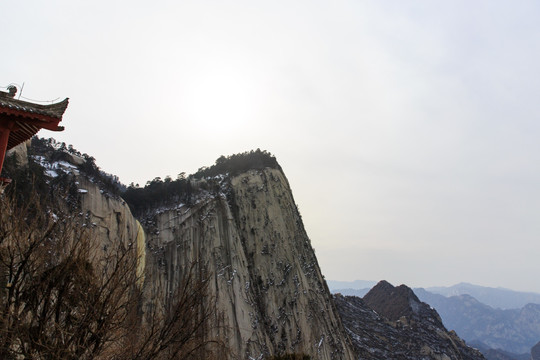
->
xmin=0 ymin=170 xmax=225 ymax=359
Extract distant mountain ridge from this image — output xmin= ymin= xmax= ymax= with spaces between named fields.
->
xmin=425 ymin=282 xmax=540 ymax=310
xmin=326 ymin=280 xmax=375 ymax=298
xmin=328 ymin=280 xmax=540 ymax=310
xmin=415 ymin=288 xmax=540 ymax=355
xmin=326 ymin=280 xmax=377 ymax=290
xmin=328 ymin=280 xmax=540 ymax=358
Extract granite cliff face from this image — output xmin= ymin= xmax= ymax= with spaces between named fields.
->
xmin=78 ymin=176 xmax=140 ymax=250
xmin=335 ymin=281 xmax=486 ymax=360
xmin=8 ymin=141 xmax=145 ymax=274
xmin=9 ymin=139 xmax=488 ymax=360
xmin=41 ymin=148 xmax=354 ymax=358
xmin=10 ymin=141 xmax=354 ymax=359
xmin=143 ymin=168 xmax=354 ymax=359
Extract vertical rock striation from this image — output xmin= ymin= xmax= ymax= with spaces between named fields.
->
xmin=78 ymin=176 xmax=140 ymax=253
xmin=144 ymin=168 xmax=355 ymax=359
xmin=16 ymin=142 xmax=353 ymax=359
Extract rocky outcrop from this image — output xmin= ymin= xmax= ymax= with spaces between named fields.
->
xmin=335 ymin=281 xmax=485 ymax=360
xmin=6 ymin=141 xmax=29 ymax=168
xmin=363 ymin=280 xmax=444 ymax=326
xmin=144 ymin=168 xmax=355 ymax=359
xmin=78 ymin=176 xmax=139 ymax=249
xmin=77 ymin=176 xmax=147 ymax=285
xmin=12 ymin=140 xmax=140 ymax=260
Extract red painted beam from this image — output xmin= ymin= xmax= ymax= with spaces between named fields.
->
xmin=0 ymin=117 xmax=62 ymax=132
xmin=0 ymin=106 xmax=62 ymax=124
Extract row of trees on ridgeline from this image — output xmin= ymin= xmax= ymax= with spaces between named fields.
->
xmin=3 ymin=138 xmax=281 ymax=219
xmin=193 ymin=148 xmax=280 ymax=179
xmin=123 ymin=149 xmax=280 ymax=216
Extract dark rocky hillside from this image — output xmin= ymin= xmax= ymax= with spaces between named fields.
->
xmin=363 ymin=280 xmax=443 ymax=325
xmin=334 ymin=280 xmax=485 ymax=360
xmin=532 ymin=341 xmax=540 ymax=360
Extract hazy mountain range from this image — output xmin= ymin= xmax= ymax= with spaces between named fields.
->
xmin=423 ymin=282 xmax=540 ymax=310
xmin=415 ymin=288 xmax=540 ymax=355
xmin=328 ymin=281 xmax=540 ymax=310
xmin=328 ymin=280 xmax=540 ymax=359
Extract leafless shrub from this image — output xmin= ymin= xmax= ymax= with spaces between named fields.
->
xmin=115 ymin=261 xmax=227 ymax=360
xmin=0 ymin=188 xmax=227 ymax=359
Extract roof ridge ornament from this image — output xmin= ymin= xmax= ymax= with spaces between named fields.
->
xmin=7 ymin=85 xmax=17 ymax=98
xmin=0 ymin=85 xmax=17 ymax=99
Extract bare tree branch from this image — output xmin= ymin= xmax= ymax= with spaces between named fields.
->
xmin=1 ymin=187 xmax=227 ymax=359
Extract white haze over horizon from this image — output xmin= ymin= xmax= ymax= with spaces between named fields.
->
xmin=3 ymin=1 xmax=540 ymax=293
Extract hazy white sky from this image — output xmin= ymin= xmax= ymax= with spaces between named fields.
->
xmin=3 ymin=1 xmax=540 ymax=292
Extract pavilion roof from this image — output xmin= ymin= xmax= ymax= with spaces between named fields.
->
xmin=0 ymin=93 xmax=68 ymax=150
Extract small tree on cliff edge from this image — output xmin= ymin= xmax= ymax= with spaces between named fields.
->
xmin=0 ymin=188 xmax=225 ymax=359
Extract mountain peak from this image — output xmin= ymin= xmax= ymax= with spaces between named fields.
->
xmin=363 ymin=280 xmax=428 ymax=322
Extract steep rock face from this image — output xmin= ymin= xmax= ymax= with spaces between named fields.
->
xmin=78 ymin=176 xmax=140 ymax=249
xmin=145 ymin=168 xmax=355 ymax=359
xmin=12 ymin=140 xmax=141 ymax=262
xmin=14 ymin=141 xmax=352 ymax=358
xmin=334 ymin=281 xmax=485 ymax=360
xmin=6 ymin=141 xmax=29 ymax=168
xmin=77 ymin=176 xmax=147 ymax=283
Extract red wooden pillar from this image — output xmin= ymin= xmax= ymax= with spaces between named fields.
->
xmin=0 ymin=124 xmax=13 ymax=178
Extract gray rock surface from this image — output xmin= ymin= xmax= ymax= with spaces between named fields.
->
xmin=143 ymin=168 xmax=355 ymax=359
xmin=531 ymin=341 xmax=540 ymax=360
xmin=335 ymin=281 xmax=486 ymax=360
xmin=6 ymin=141 xmax=29 ymax=168
xmin=22 ymin=143 xmax=354 ymax=359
